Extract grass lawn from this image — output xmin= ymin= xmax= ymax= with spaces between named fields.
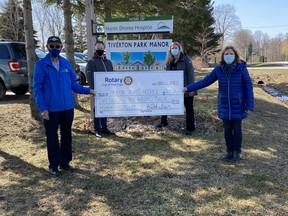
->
xmin=0 ymin=69 xmax=287 ymax=216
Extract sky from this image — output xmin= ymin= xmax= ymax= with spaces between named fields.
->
xmin=111 ymin=52 xmax=166 ymax=62
xmin=213 ymin=0 xmax=288 ymax=37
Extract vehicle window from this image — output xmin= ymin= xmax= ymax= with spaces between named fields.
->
xmin=60 ymin=53 xmax=87 ymax=63
xmin=35 ymin=49 xmax=47 ymax=59
xmin=0 ymin=45 xmax=10 ymax=59
xmin=11 ymin=43 xmax=27 ymax=60
xmin=74 ymin=56 xmax=86 ymax=63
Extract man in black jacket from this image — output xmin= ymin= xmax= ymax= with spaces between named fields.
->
xmin=86 ymin=41 xmax=115 ymax=138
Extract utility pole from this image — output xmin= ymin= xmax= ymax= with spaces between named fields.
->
xmin=85 ymin=0 xmax=96 ymax=119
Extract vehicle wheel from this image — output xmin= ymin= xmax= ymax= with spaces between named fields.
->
xmin=79 ymin=72 xmax=86 ymax=85
xmin=11 ymin=86 xmax=29 ymax=95
xmin=0 ymin=82 xmax=6 ymax=99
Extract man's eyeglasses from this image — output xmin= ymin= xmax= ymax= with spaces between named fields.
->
xmin=49 ymin=44 xmax=61 ymax=49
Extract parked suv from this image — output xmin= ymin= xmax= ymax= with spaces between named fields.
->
xmin=0 ymin=40 xmax=29 ymax=99
xmin=0 ymin=40 xmax=49 ymax=99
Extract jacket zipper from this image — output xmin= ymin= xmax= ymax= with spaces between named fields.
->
xmin=225 ymin=71 xmax=231 ymax=120
xmin=101 ymin=57 xmax=107 ymax=72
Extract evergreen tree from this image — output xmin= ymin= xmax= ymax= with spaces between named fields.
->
xmin=167 ymin=0 xmax=221 ymax=56
xmin=89 ymin=0 xmax=220 ymax=57
xmin=0 ymin=0 xmax=25 ymax=41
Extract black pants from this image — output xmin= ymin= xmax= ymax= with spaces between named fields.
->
xmin=161 ymin=96 xmax=195 ymax=131
xmin=44 ymin=109 xmax=74 ymax=169
xmin=223 ymin=120 xmax=242 ymax=153
xmin=93 ymin=108 xmax=108 ymax=132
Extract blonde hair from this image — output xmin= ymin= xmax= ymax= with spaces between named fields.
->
xmin=166 ymin=42 xmax=184 ymax=64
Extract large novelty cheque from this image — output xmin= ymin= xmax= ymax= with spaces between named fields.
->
xmin=94 ymin=71 xmax=184 ymax=117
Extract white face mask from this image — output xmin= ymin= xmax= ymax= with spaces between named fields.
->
xmin=224 ymin=54 xmax=235 ymax=64
xmin=171 ymin=48 xmax=179 ymax=56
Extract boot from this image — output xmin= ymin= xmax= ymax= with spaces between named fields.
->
xmin=233 ymin=152 xmax=241 ymax=162
xmin=155 ymin=122 xmax=168 ymax=128
xmin=223 ymin=152 xmax=233 ymax=161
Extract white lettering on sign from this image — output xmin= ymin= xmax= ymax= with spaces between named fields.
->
xmin=149 ymin=41 xmax=170 ymax=47
xmin=119 ymin=26 xmax=134 ymax=31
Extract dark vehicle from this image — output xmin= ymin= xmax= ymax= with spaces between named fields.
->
xmin=0 ymin=39 xmax=48 ymax=99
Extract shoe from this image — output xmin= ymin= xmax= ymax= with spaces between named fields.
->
xmin=223 ymin=152 xmax=233 ymax=161
xmin=233 ymin=152 xmax=241 ymax=162
xmin=102 ymin=129 xmax=115 ymax=135
xmin=60 ymin=165 xmax=76 ymax=172
xmin=95 ymin=131 xmax=102 ymax=138
xmin=185 ymin=130 xmax=193 ymax=135
xmin=49 ymin=168 xmax=60 ymax=176
xmin=156 ymin=122 xmax=168 ymax=128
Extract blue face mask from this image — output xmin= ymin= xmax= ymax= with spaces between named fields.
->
xmin=171 ymin=48 xmax=179 ymax=56
xmin=224 ymin=54 xmax=235 ymax=64
xmin=49 ymin=49 xmax=61 ymax=57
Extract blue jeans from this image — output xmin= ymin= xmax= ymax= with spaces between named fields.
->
xmin=44 ymin=109 xmax=74 ymax=169
xmin=223 ymin=120 xmax=242 ymax=153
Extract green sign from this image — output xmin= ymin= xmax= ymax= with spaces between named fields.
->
xmin=104 ymin=16 xmax=173 ymax=34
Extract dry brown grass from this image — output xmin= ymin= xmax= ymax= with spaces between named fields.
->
xmin=0 ymin=69 xmax=288 ymax=216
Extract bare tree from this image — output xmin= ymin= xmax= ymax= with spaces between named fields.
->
xmin=33 ymin=3 xmax=47 ymax=50
xmin=253 ymin=31 xmax=265 ymax=57
xmin=213 ymin=4 xmax=241 ymax=50
xmin=269 ymin=37 xmax=283 ymax=61
xmin=282 ymin=40 xmax=288 ymax=61
xmin=45 ymin=5 xmax=63 ymax=37
xmin=194 ymin=26 xmax=221 ymax=60
xmin=232 ymin=29 xmax=254 ymax=61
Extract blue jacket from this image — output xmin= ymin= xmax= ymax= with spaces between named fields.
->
xmin=186 ymin=61 xmax=254 ymax=120
xmin=33 ymin=54 xmax=90 ymax=112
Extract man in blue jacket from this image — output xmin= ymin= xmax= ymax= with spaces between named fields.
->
xmin=33 ymin=36 xmax=95 ymax=176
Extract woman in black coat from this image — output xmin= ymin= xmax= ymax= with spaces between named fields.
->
xmin=156 ymin=42 xmax=196 ymax=135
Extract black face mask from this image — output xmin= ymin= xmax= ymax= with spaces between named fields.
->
xmin=96 ymin=49 xmax=104 ymax=56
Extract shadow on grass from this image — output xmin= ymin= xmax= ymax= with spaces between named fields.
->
xmin=1 ymin=86 xmax=288 ymax=215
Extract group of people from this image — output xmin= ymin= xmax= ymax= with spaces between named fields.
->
xmin=33 ymin=36 xmax=254 ymax=176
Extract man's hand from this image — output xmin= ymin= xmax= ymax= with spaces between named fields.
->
xmin=41 ymin=110 xmax=49 ymax=120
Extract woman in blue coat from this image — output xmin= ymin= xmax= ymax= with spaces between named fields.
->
xmin=184 ymin=46 xmax=254 ymax=162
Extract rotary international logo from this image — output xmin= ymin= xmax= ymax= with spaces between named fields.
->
xmin=124 ymin=76 xmax=133 ymax=85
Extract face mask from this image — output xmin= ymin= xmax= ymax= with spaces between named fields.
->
xmin=49 ymin=49 xmax=61 ymax=57
xmin=96 ymin=49 xmax=104 ymax=56
xmin=171 ymin=48 xmax=179 ymax=56
xmin=224 ymin=54 xmax=235 ymax=64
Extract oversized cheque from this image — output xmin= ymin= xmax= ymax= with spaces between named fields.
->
xmin=94 ymin=71 xmax=184 ymax=117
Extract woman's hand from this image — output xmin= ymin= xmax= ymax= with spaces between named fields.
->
xmin=90 ymin=89 xmax=96 ymax=96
